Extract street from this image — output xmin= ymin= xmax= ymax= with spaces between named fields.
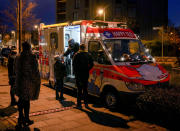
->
xmin=0 ymin=65 xmax=168 ymax=131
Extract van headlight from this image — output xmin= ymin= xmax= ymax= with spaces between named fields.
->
xmin=125 ymin=82 xmax=145 ymax=91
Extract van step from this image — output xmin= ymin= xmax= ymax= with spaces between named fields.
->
xmin=64 ymin=82 xmax=76 ymax=88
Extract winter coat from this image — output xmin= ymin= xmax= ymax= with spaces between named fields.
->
xmin=73 ymin=51 xmax=94 ymax=81
xmin=54 ymin=60 xmax=67 ymax=80
xmin=8 ymin=54 xmax=16 ymax=86
xmin=15 ymin=51 xmax=41 ymax=100
xmin=64 ymin=42 xmax=79 ymax=58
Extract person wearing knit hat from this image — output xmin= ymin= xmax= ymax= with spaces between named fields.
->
xmin=54 ymin=54 xmax=67 ymax=101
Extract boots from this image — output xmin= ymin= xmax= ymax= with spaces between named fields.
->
xmin=24 ymin=100 xmax=34 ymax=126
xmin=10 ymin=87 xmax=17 ymax=106
xmin=16 ymin=116 xmax=26 ymax=128
xmin=24 ymin=118 xmax=34 ymax=126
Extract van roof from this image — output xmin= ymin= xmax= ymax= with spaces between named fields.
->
xmin=41 ymin=20 xmax=127 ymax=29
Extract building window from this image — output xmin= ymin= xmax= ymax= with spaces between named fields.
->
xmin=127 ymin=0 xmax=136 ymax=4
xmin=57 ymin=2 xmax=66 ymax=13
xmin=115 ymin=7 xmax=121 ymax=17
xmin=85 ymin=0 xmax=89 ymax=8
xmin=116 ymin=0 xmax=122 ymax=4
xmin=73 ymin=12 xmax=78 ymax=20
xmin=75 ymin=0 xmax=80 ymax=9
xmin=128 ymin=8 xmax=136 ymax=18
xmin=84 ymin=10 xmax=88 ymax=19
xmin=57 ymin=14 xmax=66 ymax=22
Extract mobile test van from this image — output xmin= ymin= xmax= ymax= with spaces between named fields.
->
xmin=38 ymin=20 xmax=170 ymax=107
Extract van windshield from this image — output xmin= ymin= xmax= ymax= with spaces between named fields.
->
xmin=103 ymin=39 xmax=153 ymax=63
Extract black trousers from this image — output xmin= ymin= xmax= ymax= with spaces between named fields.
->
xmin=18 ymin=97 xmax=30 ymax=120
xmin=10 ymin=85 xmax=16 ymax=103
xmin=55 ymin=79 xmax=64 ymax=99
xmin=76 ymin=78 xmax=88 ymax=106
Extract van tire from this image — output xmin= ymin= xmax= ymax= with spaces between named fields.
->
xmin=102 ymin=89 xmax=118 ymax=108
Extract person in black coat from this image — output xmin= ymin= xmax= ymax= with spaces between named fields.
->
xmin=54 ymin=55 xmax=67 ymax=100
xmin=64 ymin=39 xmax=79 ymax=58
xmin=73 ymin=44 xmax=94 ymax=108
xmin=64 ymin=39 xmax=79 ymax=75
xmin=8 ymin=49 xmax=17 ymax=106
xmin=15 ymin=42 xmax=41 ymax=128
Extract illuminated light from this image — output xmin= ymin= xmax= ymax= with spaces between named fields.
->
xmin=34 ymin=25 xmax=38 ymax=29
xmin=72 ymin=20 xmax=82 ymax=25
xmin=42 ymin=22 xmax=69 ymax=29
xmin=120 ymin=57 xmax=125 ymax=61
xmin=114 ymin=58 xmax=118 ymax=61
xmin=145 ymin=48 xmax=150 ymax=52
xmin=11 ymin=30 xmax=15 ymax=34
xmin=40 ymin=43 xmax=47 ymax=46
xmin=98 ymin=9 xmax=104 ymax=15
xmin=81 ymin=33 xmax=85 ymax=39
xmin=152 ymin=58 xmax=156 ymax=62
xmin=97 ymin=33 xmax=100 ymax=37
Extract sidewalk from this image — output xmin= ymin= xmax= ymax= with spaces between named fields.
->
xmin=0 ymin=66 xmax=167 ymax=131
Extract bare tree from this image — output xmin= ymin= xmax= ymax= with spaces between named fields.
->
xmin=2 ymin=0 xmax=40 ymax=31
xmin=160 ymin=26 xmax=180 ymax=47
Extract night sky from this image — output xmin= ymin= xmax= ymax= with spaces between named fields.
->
xmin=0 ymin=0 xmax=180 ymax=26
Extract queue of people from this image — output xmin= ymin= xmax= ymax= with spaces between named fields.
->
xmin=7 ymin=40 xmax=94 ymax=128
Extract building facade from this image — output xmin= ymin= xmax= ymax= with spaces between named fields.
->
xmin=56 ymin=0 xmax=168 ymax=40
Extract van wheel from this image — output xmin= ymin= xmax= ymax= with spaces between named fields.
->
xmin=104 ymin=91 xmax=118 ymax=108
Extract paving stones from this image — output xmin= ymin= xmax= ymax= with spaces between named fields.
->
xmin=0 ymin=66 xmax=168 ymax=131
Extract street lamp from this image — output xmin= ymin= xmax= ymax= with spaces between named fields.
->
xmin=98 ymin=9 xmax=105 ymax=21
xmin=33 ymin=25 xmax=39 ymax=46
xmin=11 ymin=31 xmax=15 ymax=38
xmin=17 ymin=0 xmax=22 ymax=54
xmin=11 ymin=30 xmax=15 ymax=46
xmin=34 ymin=25 xmax=38 ymax=29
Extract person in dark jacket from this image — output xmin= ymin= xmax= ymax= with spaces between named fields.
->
xmin=15 ymin=42 xmax=41 ymax=128
xmin=54 ymin=55 xmax=67 ymax=100
xmin=73 ymin=44 xmax=94 ymax=108
xmin=64 ymin=39 xmax=79 ymax=58
xmin=64 ymin=39 xmax=79 ymax=75
xmin=8 ymin=49 xmax=17 ymax=106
